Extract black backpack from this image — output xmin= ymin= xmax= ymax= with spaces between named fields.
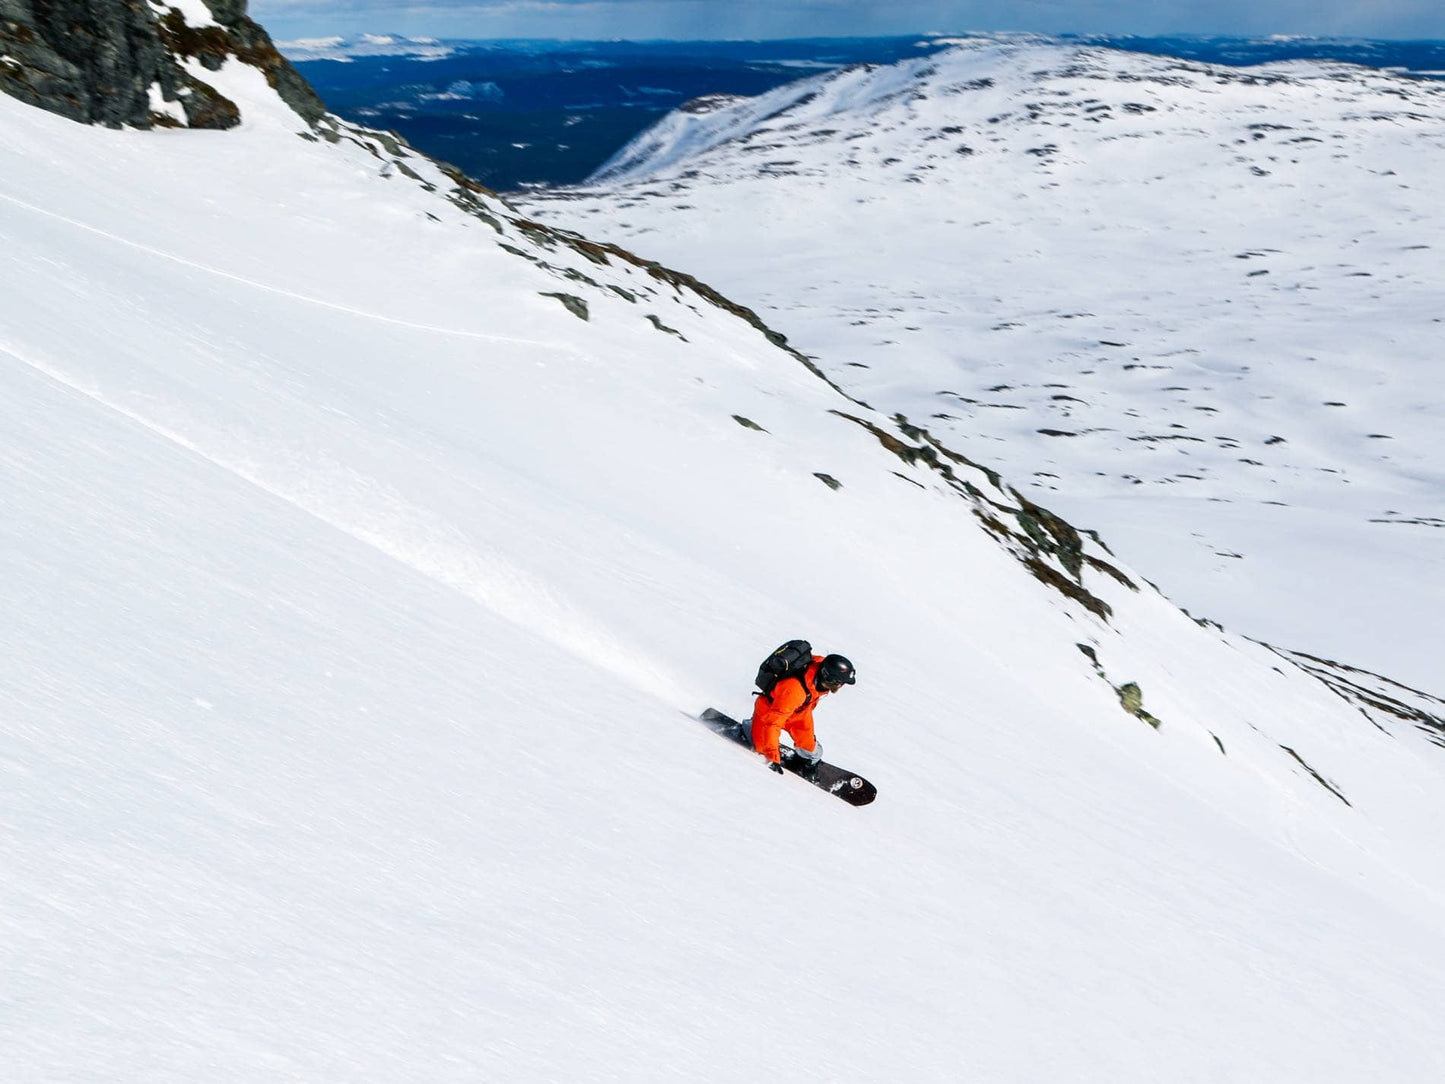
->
xmin=755 ymin=639 xmax=814 ymax=702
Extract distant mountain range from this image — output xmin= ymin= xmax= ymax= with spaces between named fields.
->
xmin=277 ymin=33 xmax=457 ymax=61
xmin=279 ymin=34 xmax=1445 ymax=190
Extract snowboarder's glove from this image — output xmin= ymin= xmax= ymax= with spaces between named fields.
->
xmin=769 ymin=761 xmax=785 ymax=774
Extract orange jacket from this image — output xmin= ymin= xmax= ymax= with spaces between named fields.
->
xmin=751 ymin=656 xmax=832 ymax=764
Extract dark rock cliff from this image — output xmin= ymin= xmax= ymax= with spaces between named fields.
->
xmin=0 ymin=0 xmax=325 ymax=129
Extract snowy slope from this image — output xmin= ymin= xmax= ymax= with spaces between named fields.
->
xmin=522 ymin=39 xmax=1445 ymax=696
xmin=4 ymin=25 xmax=1445 ymax=1084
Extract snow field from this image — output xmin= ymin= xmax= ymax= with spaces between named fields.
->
xmin=3 ymin=43 xmax=1445 ymax=1082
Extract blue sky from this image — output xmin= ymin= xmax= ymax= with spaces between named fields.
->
xmin=250 ymin=1 xmax=1445 ymax=42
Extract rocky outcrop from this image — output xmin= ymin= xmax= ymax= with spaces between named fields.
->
xmin=1 ymin=0 xmax=173 ymax=126
xmin=0 ymin=0 xmax=324 ymax=129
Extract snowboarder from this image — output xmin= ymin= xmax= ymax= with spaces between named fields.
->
xmin=752 ymin=650 xmax=856 ymax=774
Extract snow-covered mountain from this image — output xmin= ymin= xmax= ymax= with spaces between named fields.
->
xmin=4 ymin=10 xmax=1445 ymax=1081
xmin=521 ymin=39 xmax=1445 ymax=695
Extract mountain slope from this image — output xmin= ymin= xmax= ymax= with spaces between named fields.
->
xmin=4 ymin=17 xmax=1445 ymax=1083
xmin=522 ymin=39 xmax=1445 ymax=695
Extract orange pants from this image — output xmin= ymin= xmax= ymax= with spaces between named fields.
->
xmin=751 ymin=700 xmax=817 ymax=764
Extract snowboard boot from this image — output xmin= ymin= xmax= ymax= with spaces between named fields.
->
xmin=784 ymin=747 xmax=820 ymax=778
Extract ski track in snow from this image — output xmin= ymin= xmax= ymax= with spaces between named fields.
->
xmin=0 ymin=338 xmax=689 ymax=708
xmin=0 ymin=188 xmax=581 ymax=356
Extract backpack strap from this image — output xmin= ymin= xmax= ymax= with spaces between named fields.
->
xmin=798 ymin=661 xmax=816 ymax=712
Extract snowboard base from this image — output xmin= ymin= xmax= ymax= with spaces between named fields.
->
xmin=699 ymin=708 xmax=877 ymax=806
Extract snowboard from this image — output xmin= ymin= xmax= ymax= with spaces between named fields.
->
xmin=699 ymin=708 xmax=877 ymax=806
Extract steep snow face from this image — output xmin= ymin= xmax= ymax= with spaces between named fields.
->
xmin=522 ymin=40 xmax=1445 ymax=695
xmin=4 ymin=42 xmax=1445 ymax=1084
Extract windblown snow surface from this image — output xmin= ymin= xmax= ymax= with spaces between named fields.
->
xmin=3 ymin=36 xmax=1445 ymax=1084
xmin=522 ymin=38 xmax=1445 ymax=697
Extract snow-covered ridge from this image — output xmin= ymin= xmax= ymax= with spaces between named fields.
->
xmin=589 ymin=54 xmax=942 ymax=185
xmin=5 ymin=20 xmax=1445 ymax=1081
xmin=524 ymin=39 xmax=1445 ymax=694
xmin=588 ymin=38 xmax=1445 ymax=186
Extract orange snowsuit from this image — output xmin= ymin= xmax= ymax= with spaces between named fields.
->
xmin=751 ymin=656 xmax=832 ymax=764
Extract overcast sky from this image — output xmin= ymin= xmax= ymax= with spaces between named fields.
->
xmin=251 ymin=1 xmax=1445 ymax=43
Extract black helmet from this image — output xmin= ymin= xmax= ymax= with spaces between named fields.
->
xmin=818 ymin=654 xmax=856 ymax=689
